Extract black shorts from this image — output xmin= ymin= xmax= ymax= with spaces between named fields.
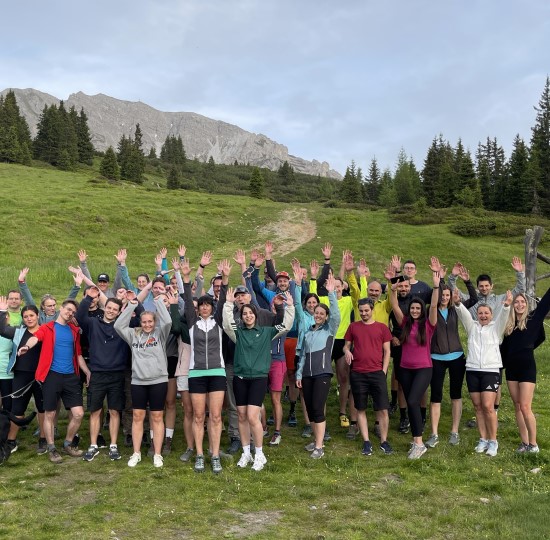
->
xmin=350 ymin=370 xmax=390 ymax=411
xmin=466 ymin=371 xmax=501 ymax=394
xmin=505 ymin=353 xmax=537 ymax=383
xmin=41 ymin=371 xmax=83 ymax=411
xmin=167 ymin=356 xmax=178 ymax=379
xmin=188 ymin=375 xmax=226 ymax=394
xmin=332 ymin=339 xmax=345 ymax=361
xmin=131 ymin=382 xmax=168 ymax=411
xmin=87 ymin=371 xmax=125 ymax=412
xmin=11 ymin=371 xmax=44 ymax=415
xmin=233 ymin=376 xmax=268 ymax=407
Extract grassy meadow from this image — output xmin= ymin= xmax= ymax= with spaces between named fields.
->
xmin=0 ymin=162 xmax=549 ymax=539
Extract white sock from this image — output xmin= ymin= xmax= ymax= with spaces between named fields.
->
xmin=150 ymin=430 xmax=154 ymax=439
xmin=166 ymin=428 xmax=174 ymax=438
xmin=255 ymin=446 xmax=264 ymax=457
xmin=243 ymin=445 xmax=251 ymax=456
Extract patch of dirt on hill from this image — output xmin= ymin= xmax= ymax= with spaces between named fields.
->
xmin=225 ymin=510 xmax=283 ymax=538
xmin=257 ymin=208 xmax=317 ymax=255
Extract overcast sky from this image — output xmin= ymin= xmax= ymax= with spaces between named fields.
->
xmin=2 ymin=0 xmax=549 ymax=175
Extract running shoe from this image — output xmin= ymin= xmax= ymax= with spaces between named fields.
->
xmin=287 ymin=412 xmax=297 ymax=427
xmin=380 ymin=441 xmax=394 ymax=455
xmin=475 ymin=438 xmax=489 ymax=453
xmin=408 ymin=443 xmax=427 ymax=460
xmin=486 ymin=440 xmax=499 ymax=457
xmin=301 ymin=424 xmax=312 ymax=438
xmin=310 ymin=447 xmax=324 ymax=460
xmin=425 ymin=434 xmax=439 ymax=448
xmin=48 ymin=448 xmax=63 ymax=464
xmin=516 ymin=442 xmax=529 ymax=454
xmin=304 ymin=442 xmax=324 ymax=452
xmin=266 ymin=415 xmax=275 ymax=426
xmin=211 ymin=456 xmax=222 ymax=474
xmin=339 ymin=414 xmax=350 ymax=428
xmin=180 ymin=448 xmax=194 ymax=462
xmin=361 ymin=440 xmax=373 ymax=456
xmin=398 ymin=419 xmax=410 ymax=434
xmin=237 ymin=453 xmax=253 ymax=468
xmin=194 ymin=454 xmax=205 ymax=473
xmin=269 ymin=433 xmax=281 ymax=446
xmin=6 ymin=440 xmax=18 ymax=454
xmin=83 ymin=446 xmax=100 ymax=462
xmin=128 ymin=452 xmax=141 ymax=467
xmin=153 ymin=454 xmax=164 ymax=468
xmin=448 ymin=432 xmax=460 ymax=446
xmin=527 ymin=444 xmax=540 ymax=454
xmin=251 ymin=453 xmax=267 ymax=471
xmin=37 ymin=437 xmax=48 ymax=455
xmin=323 ymin=429 xmax=331 ymax=442
xmin=109 ymin=446 xmax=122 ymax=461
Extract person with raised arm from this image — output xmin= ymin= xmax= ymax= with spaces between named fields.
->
xmin=454 ymin=287 xmax=512 ymax=457
xmin=389 ymin=259 xmax=440 ymax=459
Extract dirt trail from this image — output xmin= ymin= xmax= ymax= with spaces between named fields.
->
xmin=257 ymin=208 xmax=317 ymax=256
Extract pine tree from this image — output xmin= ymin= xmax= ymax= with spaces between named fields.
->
xmin=422 ymin=136 xmax=455 ymax=208
xmin=378 ymin=169 xmax=396 ymax=207
xmin=278 ymin=160 xmax=295 ymax=184
xmin=167 ymin=165 xmax=181 ymax=189
xmin=393 ymin=149 xmax=416 ymax=205
xmin=506 ymin=135 xmax=530 ymax=213
xmin=76 ymin=108 xmax=94 ymax=165
xmin=341 ymin=161 xmax=362 ymax=203
xmin=530 ymin=77 xmax=550 ymax=216
xmin=0 ymin=90 xmax=33 ymax=164
xmin=249 ymin=167 xmax=264 ymax=198
xmin=148 ymin=147 xmax=157 ymax=159
xmin=365 ymin=157 xmax=381 ymax=203
xmin=100 ymin=146 xmax=120 ymax=181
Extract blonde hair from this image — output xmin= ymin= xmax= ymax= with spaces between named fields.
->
xmin=504 ymin=293 xmax=529 ymax=335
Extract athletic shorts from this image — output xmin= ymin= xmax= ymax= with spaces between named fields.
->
xmin=233 ymin=376 xmax=268 ymax=407
xmin=87 ymin=371 xmax=125 ymax=412
xmin=167 ymin=356 xmax=178 ymax=379
xmin=41 ymin=371 xmax=83 ymax=411
xmin=505 ymin=353 xmax=537 ymax=383
xmin=284 ymin=337 xmax=298 ymax=371
xmin=350 ymin=370 xmax=390 ymax=411
xmin=188 ymin=375 xmax=226 ymax=394
xmin=268 ymin=361 xmax=287 ymax=392
xmin=177 ymin=375 xmax=189 ymax=392
xmin=10 ymin=371 xmax=45 ymax=415
xmin=131 ymin=382 xmax=168 ymax=411
xmin=466 ymin=371 xmax=501 ymax=394
xmin=332 ymin=338 xmax=345 ymax=361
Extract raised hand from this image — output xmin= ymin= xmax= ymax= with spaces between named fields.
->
xmin=154 ymin=253 xmax=162 ymax=268
xmin=310 ymin=259 xmax=319 ymax=279
xmin=178 ymin=244 xmax=187 ymax=258
xmin=226 ymin=287 xmax=235 ymax=303
xmin=18 ymin=267 xmax=30 ymax=282
xmin=504 ymin=290 xmax=513 ymax=306
xmin=432 ymin=269 xmax=440 ymax=288
xmin=451 ymin=262 xmax=462 ymax=276
xmin=180 ymin=259 xmax=191 ymax=277
xmin=68 ymin=265 xmax=82 ymax=275
xmin=126 ymin=290 xmax=137 ymax=302
xmin=511 ymin=256 xmax=524 ymax=272
xmin=291 ymin=258 xmax=301 ymax=276
xmin=233 ymin=249 xmax=246 ymax=266
xmin=325 ymin=274 xmax=336 ymax=293
xmin=166 ymin=289 xmax=179 ymax=305
xmin=78 ymin=249 xmax=87 ymax=263
xmin=86 ymin=286 xmax=100 ymax=299
xmin=321 ymin=243 xmax=333 ymax=259
xmin=115 ymin=248 xmax=127 ymax=264
xmin=171 ymin=257 xmax=181 ymax=271
xmin=343 ymin=250 xmax=355 ymax=272
xmin=283 ymin=291 xmax=294 ymax=306
xmin=200 ymin=251 xmax=213 ymax=267
xmin=357 ymin=258 xmax=370 ymax=278
xmin=159 ymin=247 xmax=168 ymax=259
xmin=0 ymin=296 xmax=8 ymax=311
xmin=452 ymin=288 xmax=461 ymax=305
xmin=384 ymin=264 xmax=396 ymax=281
xmin=73 ymin=270 xmax=84 ymax=288
xmin=429 ymin=256 xmax=441 ymax=273
xmin=391 ymin=255 xmax=401 ymax=272
xmin=265 ymin=241 xmax=274 ymax=258
xmin=457 ymin=264 xmax=470 ymax=281
xmin=219 ymin=259 xmax=232 ymax=277
xmin=254 ymin=252 xmax=265 ymax=268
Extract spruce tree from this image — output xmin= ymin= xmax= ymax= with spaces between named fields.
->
xmin=76 ymin=108 xmax=94 ymax=165
xmin=378 ymin=169 xmax=396 ymax=207
xmin=100 ymin=146 xmax=120 ymax=181
xmin=167 ymin=165 xmax=181 ymax=189
xmin=341 ymin=161 xmax=362 ymax=203
xmin=249 ymin=167 xmax=264 ymax=198
xmin=365 ymin=157 xmax=381 ymax=203
xmin=0 ymin=91 xmax=32 ymax=164
xmin=393 ymin=149 xmax=416 ymax=205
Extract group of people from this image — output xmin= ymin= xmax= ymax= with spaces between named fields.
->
xmin=0 ymin=243 xmax=546 ymax=473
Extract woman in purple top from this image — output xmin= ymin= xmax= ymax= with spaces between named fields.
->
xmin=390 ymin=264 xmax=439 ymax=459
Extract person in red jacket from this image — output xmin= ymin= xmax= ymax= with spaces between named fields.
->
xmin=18 ymin=299 xmax=88 ymax=464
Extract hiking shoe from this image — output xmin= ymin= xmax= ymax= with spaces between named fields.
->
xmin=162 ymin=437 xmax=172 ymax=456
xmin=180 ymin=448 xmax=194 ymax=462
xmin=398 ymin=419 xmax=410 ymax=434
xmin=486 ymin=440 xmax=499 ymax=457
xmin=301 ymin=424 xmax=312 ymax=438
xmin=109 ymin=446 xmax=121 ymax=461
xmin=408 ymin=443 xmax=427 ymax=460
xmin=475 ymin=438 xmax=489 ymax=453
xmin=194 ymin=454 xmax=205 ymax=473
xmin=516 ymin=442 xmax=529 ymax=454
xmin=304 ymin=441 xmax=324 ymax=452
xmin=527 ymin=444 xmax=540 ymax=453
xmin=374 ymin=423 xmax=381 ymax=439
xmin=380 ymin=441 xmax=394 ymax=455
xmin=251 ymin=453 xmax=267 ymax=471
xmin=124 ymin=434 xmax=133 ymax=447
xmin=287 ymin=412 xmax=297 ymax=427
xmin=466 ymin=417 xmax=477 ymax=428
xmin=346 ymin=425 xmax=359 ymax=440
xmin=425 ymin=434 xmax=439 ymax=448
xmin=153 ymin=454 xmax=164 ymax=468
xmin=96 ymin=434 xmax=107 ymax=449
xmin=339 ymin=414 xmax=350 ymax=428
xmin=269 ymin=433 xmax=281 ymax=446
xmin=6 ymin=440 xmax=18 ymax=454
xmin=227 ymin=437 xmax=241 ymax=454
xmin=48 ymin=448 xmax=63 ymax=464
xmin=71 ymin=433 xmax=80 ymax=448
xmin=323 ymin=429 xmax=331 ymax=442
xmin=237 ymin=453 xmax=253 ymax=468
xmin=448 ymin=432 xmax=460 ymax=446
xmin=310 ymin=447 xmax=325 ymax=460
xmin=83 ymin=446 xmax=100 ymax=462
xmin=211 ymin=456 xmax=222 ymax=474
xmin=63 ymin=444 xmax=83 ymax=457
xmin=266 ymin=415 xmax=275 ymax=426
xmin=37 ymin=437 xmax=48 ymax=455
xmin=361 ymin=440 xmax=373 ymax=456
xmin=128 ymin=452 xmax=141 ymax=467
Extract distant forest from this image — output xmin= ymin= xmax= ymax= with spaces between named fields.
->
xmin=1 ymin=77 xmax=550 ymax=217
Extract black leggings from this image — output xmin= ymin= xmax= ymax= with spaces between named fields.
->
xmin=0 ymin=379 xmax=13 ymax=412
xmin=430 ymin=356 xmax=466 ymax=403
xmin=301 ymin=375 xmax=332 ymax=423
xmin=400 ymin=367 xmax=432 ymax=437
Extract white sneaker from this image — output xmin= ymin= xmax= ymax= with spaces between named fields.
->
xmin=475 ymin=438 xmax=489 ymax=453
xmin=128 ymin=452 xmax=141 ymax=467
xmin=251 ymin=453 xmax=267 ymax=471
xmin=237 ymin=453 xmax=253 ymax=468
xmin=485 ymin=440 xmax=499 ymax=457
xmin=407 ymin=443 xmax=427 ymax=460
xmin=153 ymin=454 xmax=164 ymax=468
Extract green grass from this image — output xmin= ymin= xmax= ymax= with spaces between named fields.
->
xmin=1 ymin=162 xmax=549 ymax=539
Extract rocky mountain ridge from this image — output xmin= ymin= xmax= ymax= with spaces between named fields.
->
xmin=1 ymin=88 xmax=341 ymax=179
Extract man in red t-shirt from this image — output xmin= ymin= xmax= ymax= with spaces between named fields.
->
xmin=343 ymin=298 xmax=393 ymax=456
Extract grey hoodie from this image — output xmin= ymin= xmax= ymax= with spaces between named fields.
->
xmin=114 ymin=298 xmax=171 ymax=385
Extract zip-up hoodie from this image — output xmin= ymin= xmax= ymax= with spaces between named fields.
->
xmin=114 ymin=298 xmax=171 ymax=385
xmin=296 ymin=292 xmax=340 ymax=380
xmin=456 ymin=301 xmax=509 ymax=371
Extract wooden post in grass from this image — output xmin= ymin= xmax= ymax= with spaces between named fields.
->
xmin=524 ymin=225 xmax=546 ymax=309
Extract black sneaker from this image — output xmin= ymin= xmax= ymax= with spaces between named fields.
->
xmin=287 ymin=412 xmax=297 ymax=427
xmin=37 ymin=437 xmax=48 ymax=455
xmin=6 ymin=440 xmax=18 ymax=454
xmin=398 ymin=419 xmax=410 ymax=434
xmin=227 ymin=437 xmax=242 ymax=455
xmin=96 ymin=434 xmax=107 ymax=449
xmin=380 ymin=441 xmax=394 ymax=455
xmin=109 ymin=446 xmax=122 ymax=461
xmin=362 ymin=440 xmax=373 ymax=456
xmin=266 ymin=415 xmax=275 ymax=426
xmin=83 ymin=446 xmax=100 ymax=462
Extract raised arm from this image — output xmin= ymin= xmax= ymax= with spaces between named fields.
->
xmin=511 ymin=256 xmax=526 ymax=295
xmin=389 ymin=282 xmax=404 ymax=326
xmin=429 ymin=269 xmax=440 ymax=326
xmin=17 ymin=268 xmax=35 ymax=306
xmin=222 ymin=287 xmax=237 ymax=343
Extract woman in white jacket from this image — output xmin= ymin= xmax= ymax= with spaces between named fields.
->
xmin=454 ymin=288 xmax=512 ymax=457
